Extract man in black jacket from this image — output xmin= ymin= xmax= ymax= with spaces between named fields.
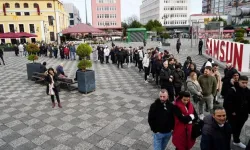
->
xmin=200 ymin=106 xmax=231 ymax=150
xmin=223 ymin=75 xmax=250 ymax=149
xmin=148 ymin=89 xmax=174 ymax=150
xmin=0 ymin=48 xmax=5 ymax=65
xmin=116 ymin=48 xmax=124 ymax=69
xmin=160 ymin=61 xmax=174 ymax=102
xmin=198 ymin=39 xmax=203 ymax=55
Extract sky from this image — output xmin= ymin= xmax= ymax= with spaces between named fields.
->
xmin=62 ymin=0 xmax=202 ymax=24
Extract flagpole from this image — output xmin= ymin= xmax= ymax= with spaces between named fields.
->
xmin=85 ymin=0 xmax=88 ymax=24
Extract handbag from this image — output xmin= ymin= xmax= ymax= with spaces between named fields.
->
xmin=191 ymin=119 xmax=204 ymax=139
xmin=193 ymin=94 xmax=202 ymax=103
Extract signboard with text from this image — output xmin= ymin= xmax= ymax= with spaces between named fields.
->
xmin=206 ymin=38 xmax=250 ymax=72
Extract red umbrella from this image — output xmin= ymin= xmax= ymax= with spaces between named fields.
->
xmin=0 ymin=32 xmax=19 ymax=38
xmin=3 ymin=4 xmax=6 ymax=16
xmin=16 ymin=32 xmax=37 ymax=38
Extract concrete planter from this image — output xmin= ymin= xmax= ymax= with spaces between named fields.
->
xmin=26 ymin=63 xmax=41 ymax=80
xmin=77 ymin=70 xmax=95 ymax=94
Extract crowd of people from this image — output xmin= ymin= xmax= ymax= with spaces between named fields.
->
xmin=92 ymin=43 xmax=250 ymax=150
xmin=1 ymin=40 xmax=250 ymax=150
xmin=14 ymin=43 xmax=77 ymax=60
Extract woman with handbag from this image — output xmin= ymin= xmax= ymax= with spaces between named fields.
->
xmin=46 ymin=68 xmax=62 ymax=108
xmin=172 ymin=91 xmax=198 ymax=150
xmin=186 ymin=71 xmax=203 ymax=105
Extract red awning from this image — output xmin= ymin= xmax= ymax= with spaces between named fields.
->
xmin=16 ymin=32 xmax=37 ymax=38
xmin=62 ymin=23 xmax=104 ymax=34
xmin=0 ymin=32 xmax=37 ymax=38
xmin=0 ymin=32 xmax=20 ymax=38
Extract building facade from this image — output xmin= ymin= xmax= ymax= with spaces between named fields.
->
xmin=63 ymin=3 xmax=81 ymax=26
xmin=140 ymin=0 xmax=191 ymax=31
xmin=0 ymin=0 xmax=69 ymax=44
xmin=202 ymin=0 xmax=211 ymax=14
xmin=91 ymin=0 xmax=122 ymax=31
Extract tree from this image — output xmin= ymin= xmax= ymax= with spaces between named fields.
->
xmin=129 ymin=20 xmax=143 ymax=28
xmin=241 ymin=19 xmax=250 ymax=26
xmin=124 ymin=15 xmax=139 ymax=26
xmin=145 ymin=19 xmax=164 ymax=34
xmin=121 ymin=22 xmax=128 ymax=37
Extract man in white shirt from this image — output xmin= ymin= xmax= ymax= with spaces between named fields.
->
xmin=104 ymin=46 xmax=110 ymax=64
xmin=18 ymin=43 xmax=24 ymax=57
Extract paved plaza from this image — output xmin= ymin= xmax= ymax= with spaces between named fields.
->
xmin=0 ymin=40 xmax=249 ymax=150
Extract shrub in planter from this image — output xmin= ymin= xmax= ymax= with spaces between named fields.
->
xmin=76 ymin=43 xmax=95 ymax=93
xmin=26 ymin=43 xmax=41 ymax=80
xmin=235 ymin=37 xmax=244 ymax=42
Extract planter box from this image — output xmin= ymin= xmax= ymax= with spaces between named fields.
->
xmin=77 ymin=70 xmax=95 ymax=94
xmin=162 ymin=43 xmax=170 ymax=46
xmin=26 ymin=63 xmax=41 ymax=80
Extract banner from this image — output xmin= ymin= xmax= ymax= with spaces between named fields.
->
xmin=206 ymin=38 xmax=250 ymax=72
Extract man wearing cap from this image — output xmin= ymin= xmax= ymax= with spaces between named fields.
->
xmin=223 ymin=76 xmax=250 ymax=149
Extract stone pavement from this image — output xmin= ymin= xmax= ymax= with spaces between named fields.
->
xmin=0 ymin=40 xmax=249 ymax=150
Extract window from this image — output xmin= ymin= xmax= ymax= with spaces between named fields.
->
xmin=29 ymin=24 xmax=35 ymax=33
xmin=69 ymin=13 xmax=74 ymax=18
xmin=48 ymin=16 xmax=54 ymax=26
xmin=34 ymin=3 xmax=39 ymax=8
xmin=24 ymin=12 xmax=30 ymax=16
xmin=70 ymin=20 xmax=74 ymax=25
xmin=105 ymin=14 xmax=109 ymax=18
xmin=19 ymin=24 xmax=24 ymax=32
xmin=47 ymin=3 xmax=52 ymax=8
xmin=1 ymin=39 xmax=5 ymax=44
xmin=50 ymin=32 xmax=55 ymax=41
xmin=0 ymin=25 xmax=4 ymax=33
xmin=9 ymin=24 xmax=15 ymax=32
xmin=24 ymin=3 xmax=29 ymax=8
xmin=5 ymin=3 xmax=10 ymax=8
xmin=15 ymin=12 xmax=21 ymax=16
xmin=31 ymin=38 xmax=36 ymax=43
xmin=15 ymin=3 xmax=20 ymax=8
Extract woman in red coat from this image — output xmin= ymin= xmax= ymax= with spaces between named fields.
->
xmin=64 ymin=46 xmax=70 ymax=59
xmin=172 ymin=91 xmax=198 ymax=150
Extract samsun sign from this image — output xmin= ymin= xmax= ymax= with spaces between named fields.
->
xmin=205 ymin=38 xmax=250 ymax=72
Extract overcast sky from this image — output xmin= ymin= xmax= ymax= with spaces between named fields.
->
xmin=62 ymin=0 xmax=202 ymax=24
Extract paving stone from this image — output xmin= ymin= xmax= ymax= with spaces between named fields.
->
xmin=9 ymin=137 xmax=29 ymax=148
xmin=32 ymin=134 xmax=51 ymax=146
xmin=107 ymin=132 xmax=124 ymax=142
xmin=85 ymin=134 xmax=104 ymax=145
xmin=119 ymin=136 xmax=136 ymax=147
xmin=74 ymin=142 xmax=93 ymax=150
xmin=96 ymin=138 xmax=115 ymax=150
xmin=110 ymin=143 xmax=129 ymax=150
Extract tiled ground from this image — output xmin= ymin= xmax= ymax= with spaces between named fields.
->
xmin=0 ymin=40 xmax=249 ymax=150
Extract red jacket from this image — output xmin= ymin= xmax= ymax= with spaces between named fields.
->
xmin=64 ymin=47 xmax=69 ymax=55
xmin=172 ymin=99 xmax=196 ymax=150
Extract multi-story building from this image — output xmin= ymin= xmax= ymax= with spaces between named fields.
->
xmin=91 ymin=0 xmax=122 ymax=31
xmin=0 ymin=0 xmax=69 ymax=44
xmin=202 ymin=0 xmax=211 ymax=14
xmin=63 ymin=3 xmax=81 ymax=26
xmin=140 ymin=0 xmax=191 ymax=31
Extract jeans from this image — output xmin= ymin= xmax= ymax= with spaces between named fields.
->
xmin=70 ymin=52 xmax=76 ymax=60
xmin=154 ymin=132 xmax=172 ymax=150
xmin=199 ymin=94 xmax=213 ymax=114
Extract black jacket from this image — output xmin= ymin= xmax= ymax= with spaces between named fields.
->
xmin=199 ymin=40 xmax=203 ymax=48
xmin=246 ymin=139 xmax=250 ymax=150
xmin=0 ymin=48 xmax=3 ymax=56
xmin=223 ymin=83 xmax=250 ymax=116
xmin=116 ymin=50 xmax=124 ymax=61
xmin=148 ymin=99 xmax=174 ymax=133
xmin=200 ymin=115 xmax=231 ymax=150
xmin=160 ymin=67 xmax=173 ymax=87
xmin=173 ymin=69 xmax=185 ymax=87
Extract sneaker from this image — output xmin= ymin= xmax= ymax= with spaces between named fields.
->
xmin=199 ymin=114 xmax=205 ymax=120
xmin=58 ymin=103 xmax=62 ymax=108
xmin=145 ymin=80 xmax=148 ymax=83
xmin=52 ymin=102 xmax=56 ymax=108
xmin=233 ymin=142 xmax=246 ymax=148
xmin=214 ymin=101 xmax=220 ymax=105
